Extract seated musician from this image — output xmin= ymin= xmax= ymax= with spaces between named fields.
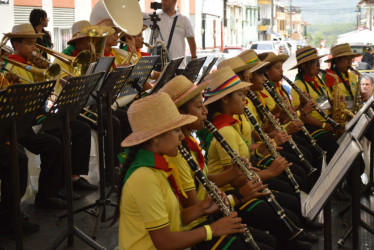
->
xmin=290 ymin=46 xmax=339 ymax=163
xmin=114 ymin=92 xmax=248 ymax=250
xmin=4 ymin=23 xmax=97 ymax=203
xmin=55 ymin=20 xmax=91 ymax=78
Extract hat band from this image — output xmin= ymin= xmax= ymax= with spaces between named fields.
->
xmin=204 ymin=75 xmax=241 ymax=97
xmin=245 ymin=57 xmax=259 ymax=65
xmin=72 ymin=31 xmax=82 ymax=38
xmin=296 ymin=48 xmax=317 ymax=61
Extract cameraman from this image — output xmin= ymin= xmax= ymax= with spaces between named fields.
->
xmin=157 ymin=0 xmax=197 ymax=70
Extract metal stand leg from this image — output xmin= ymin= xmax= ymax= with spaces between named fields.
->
xmin=324 ymin=200 xmax=332 ymax=250
xmin=352 ymin=157 xmax=360 ymax=250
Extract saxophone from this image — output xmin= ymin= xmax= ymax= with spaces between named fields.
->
xmin=349 ymin=67 xmax=362 ymax=114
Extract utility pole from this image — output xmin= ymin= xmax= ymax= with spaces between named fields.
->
xmin=290 ymin=0 xmax=293 ymax=38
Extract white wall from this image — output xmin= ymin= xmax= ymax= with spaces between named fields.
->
xmin=42 ymin=0 xmax=54 ymax=44
xmin=75 ymin=0 xmax=92 ymax=22
xmin=0 ymin=0 xmax=15 ymax=45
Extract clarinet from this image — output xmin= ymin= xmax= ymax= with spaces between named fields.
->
xmin=264 ymin=81 xmax=326 ymax=158
xmin=283 ymin=75 xmax=340 ymax=129
xmin=243 ymin=107 xmax=301 ymax=194
xmin=178 ymin=145 xmax=259 ymax=250
xmin=203 ymin=120 xmax=303 ymax=240
xmin=247 ymin=90 xmax=317 ymax=176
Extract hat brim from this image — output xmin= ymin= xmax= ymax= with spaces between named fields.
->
xmin=121 ymin=114 xmax=197 ymax=147
xmin=249 ymin=61 xmax=269 ymax=73
xmin=174 ymin=80 xmax=210 ymax=107
xmin=4 ymin=33 xmax=44 ymax=39
xmin=266 ymin=54 xmax=289 ymax=65
xmin=324 ymin=52 xmax=361 ymax=62
xmin=67 ymin=35 xmax=89 ymax=45
xmin=204 ymin=81 xmax=252 ymax=105
xmin=289 ymin=54 xmax=326 ymax=70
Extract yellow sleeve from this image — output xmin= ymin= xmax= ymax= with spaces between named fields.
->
xmin=215 ymin=126 xmax=241 ymax=166
xmin=166 ymin=153 xmax=196 ymax=192
xmin=5 ymin=63 xmax=34 ymax=84
xmin=127 ymin=168 xmax=171 ymax=231
xmin=290 ymin=80 xmax=305 ymax=108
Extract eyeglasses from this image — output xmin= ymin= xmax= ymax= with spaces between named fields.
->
xmin=310 ymin=60 xmax=320 ymax=66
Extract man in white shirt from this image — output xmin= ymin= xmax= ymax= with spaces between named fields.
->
xmin=157 ymin=0 xmax=197 ymax=68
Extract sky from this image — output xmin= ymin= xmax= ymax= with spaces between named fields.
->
xmin=281 ymin=0 xmax=359 ymax=24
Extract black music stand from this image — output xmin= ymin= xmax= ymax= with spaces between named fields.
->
xmin=302 ymin=133 xmax=363 ymax=250
xmin=182 ymin=57 xmax=207 ymax=83
xmin=67 ymin=66 xmax=134 ymax=239
xmin=116 ymin=56 xmax=159 ymax=99
xmin=0 ymin=81 xmax=56 ymax=250
xmin=197 ymin=57 xmax=218 ymax=85
xmin=149 ymin=57 xmax=184 ymax=94
xmin=336 ymin=107 xmax=374 ymax=247
xmin=39 ymin=73 xmax=106 ymax=250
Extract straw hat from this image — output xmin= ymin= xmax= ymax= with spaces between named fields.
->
xmin=237 ymin=50 xmax=269 ymax=73
xmin=263 ymin=52 xmax=288 ymax=65
xmin=67 ymin=20 xmax=91 ymax=45
xmin=159 ymin=75 xmax=210 ymax=107
xmin=203 ymin=67 xmax=252 ymax=105
xmin=121 ymin=92 xmax=197 ymax=147
xmin=289 ymin=46 xmax=326 ymax=70
xmin=324 ymin=43 xmax=361 ymax=62
xmin=217 ymin=57 xmax=252 ymax=73
xmin=4 ymin=23 xmax=43 ymax=39
xmin=257 ymin=52 xmax=269 ymax=61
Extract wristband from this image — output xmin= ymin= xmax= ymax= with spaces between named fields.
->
xmin=255 ymin=148 xmax=264 ymax=158
xmin=322 ymin=122 xmax=326 ymax=129
xmin=296 ymin=110 xmax=301 ymax=118
xmin=227 ymin=194 xmax=236 ymax=207
xmin=204 ymin=225 xmax=212 ymax=241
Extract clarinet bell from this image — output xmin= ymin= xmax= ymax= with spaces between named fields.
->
xmin=302 ymin=159 xmax=317 ymax=176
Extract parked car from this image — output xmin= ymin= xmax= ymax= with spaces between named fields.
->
xmin=222 ymin=46 xmax=245 ymax=59
xmin=250 ymin=41 xmax=278 ymax=55
xmin=274 ymin=41 xmax=291 ymax=55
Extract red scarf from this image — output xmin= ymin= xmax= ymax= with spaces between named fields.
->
xmin=184 ymin=137 xmax=205 ymax=171
xmin=104 ymin=49 xmax=117 ymax=69
xmin=212 ymin=113 xmax=241 ymax=130
xmin=324 ymin=69 xmax=338 ymax=87
xmin=8 ymin=54 xmax=29 ymax=65
xmin=71 ymin=49 xmax=80 ymax=57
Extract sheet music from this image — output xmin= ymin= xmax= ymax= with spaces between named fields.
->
xmin=302 ymin=134 xmax=362 ymax=219
xmin=182 ymin=57 xmax=206 ymax=83
xmin=345 ymin=95 xmax=374 ymax=131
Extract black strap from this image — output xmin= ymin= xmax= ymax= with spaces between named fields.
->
xmin=167 ymin=16 xmax=179 ymax=50
xmin=334 ymin=69 xmax=354 ymax=99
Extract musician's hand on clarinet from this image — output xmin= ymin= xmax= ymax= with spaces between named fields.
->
xmin=257 ymin=142 xmax=270 ymax=156
xmin=209 ymin=212 xmax=246 ymax=236
xmin=200 ymin=196 xmax=220 ymax=215
xmin=324 ymin=122 xmax=334 ymax=132
xmin=273 ymin=131 xmax=291 ymax=146
xmin=286 ymin=120 xmax=303 ymax=134
xmin=239 ymin=177 xmax=269 ymax=202
xmin=239 ymin=156 xmax=252 ymax=171
xmin=268 ymin=156 xmax=292 ymax=177
xmin=303 ymin=99 xmax=316 ymax=115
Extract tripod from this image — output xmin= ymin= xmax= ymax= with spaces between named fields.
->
xmin=147 ymin=10 xmax=161 ymax=54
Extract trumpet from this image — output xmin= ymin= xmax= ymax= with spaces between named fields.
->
xmin=35 ymin=44 xmax=91 ymax=76
xmin=1 ymin=55 xmax=61 ymax=83
xmin=143 ymin=41 xmax=168 ymax=70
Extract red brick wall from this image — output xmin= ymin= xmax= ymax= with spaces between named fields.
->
xmin=52 ymin=0 xmax=74 ymax=8
xmin=14 ymin=0 xmax=42 ymax=6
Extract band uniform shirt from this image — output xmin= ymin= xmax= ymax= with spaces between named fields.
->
xmin=246 ymin=97 xmax=263 ymax=127
xmin=234 ymin=114 xmax=253 ymax=145
xmin=158 ymin=11 xmax=195 ymax=68
xmin=259 ymin=88 xmax=276 ymax=111
xmin=335 ymin=71 xmax=357 ymax=111
xmin=166 ymin=151 xmax=209 ymax=230
xmin=207 ymin=122 xmax=250 ymax=192
xmin=291 ymin=78 xmax=333 ymax=122
xmin=119 ymin=167 xmax=182 ymax=250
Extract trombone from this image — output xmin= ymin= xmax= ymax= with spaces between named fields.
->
xmin=1 ymin=55 xmax=61 ymax=83
xmin=35 ymin=44 xmax=91 ymax=76
xmin=116 ymin=40 xmax=139 ymax=65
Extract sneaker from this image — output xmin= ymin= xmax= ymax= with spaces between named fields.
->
xmin=73 ymin=177 xmax=98 ymax=191
xmin=34 ymin=194 xmax=67 ymax=209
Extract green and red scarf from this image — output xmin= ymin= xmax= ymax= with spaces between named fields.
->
xmin=118 ymin=148 xmax=181 ymax=199
xmin=184 ymin=136 xmax=205 ymax=171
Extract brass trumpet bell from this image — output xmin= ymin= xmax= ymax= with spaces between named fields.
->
xmin=35 ymin=44 xmax=91 ymax=76
xmin=81 ymin=25 xmax=115 ymax=62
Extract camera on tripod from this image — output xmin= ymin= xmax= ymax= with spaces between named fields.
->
xmin=150 ymin=2 xmax=162 ymax=10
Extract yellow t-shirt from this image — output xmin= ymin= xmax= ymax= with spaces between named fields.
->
xmin=246 ymin=98 xmax=263 ymax=127
xmin=119 ymin=167 xmax=183 ymax=250
xmin=260 ymin=88 xmax=276 ymax=111
xmin=335 ymin=72 xmax=358 ymax=111
xmin=207 ymin=124 xmax=250 ymax=192
xmin=166 ymin=150 xmax=209 ymax=230
xmin=5 ymin=63 xmax=35 ymax=84
xmin=234 ymin=114 xmax=253 ymax=144
xmin=290 ymin=78 xmax=332 ymax=122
